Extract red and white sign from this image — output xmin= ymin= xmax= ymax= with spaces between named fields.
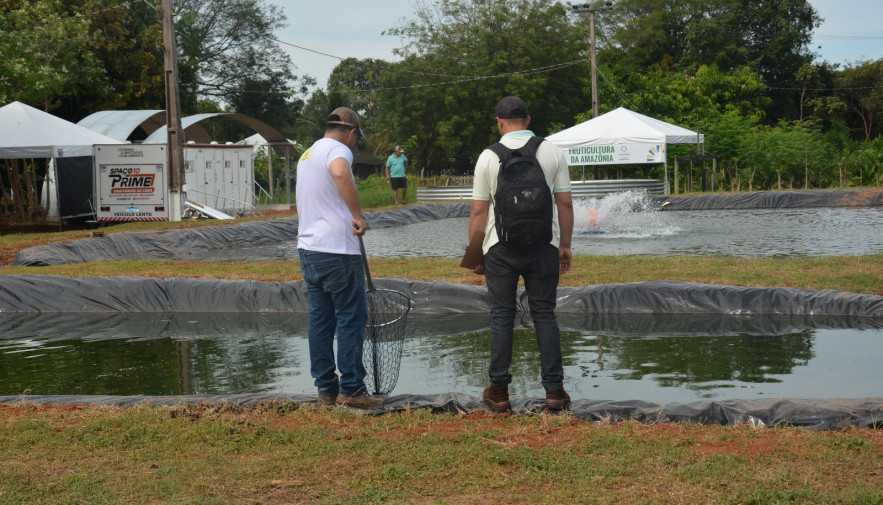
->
xmin=94 ymin=144 xmax=170 ymax=222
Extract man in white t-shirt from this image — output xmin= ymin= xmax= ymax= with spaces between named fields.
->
xmin=296 ymin=106 xmax=382 ymax=408
xmin=468 ymin=96 xmax=574 ymax=413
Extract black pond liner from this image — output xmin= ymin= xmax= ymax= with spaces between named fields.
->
xmin=3 ymin=189 xmax=882 ymax=428
xmin=11 ymin=203 xmax=471 ymax=266
xmin=0 ymin=394 xmax=880 ymax=430
xmin=1 ymin=275 xmax=882 ymax=429
xmin=649 ymin=188 xmax=883 ymax=210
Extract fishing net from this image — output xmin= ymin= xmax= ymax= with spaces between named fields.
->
xmin=358 ymin=235 xmax=412 ymax=396
xmin=363 ymin=288 xmax=411 ymax=396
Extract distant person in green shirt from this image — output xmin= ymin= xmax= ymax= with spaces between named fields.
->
xmin=385 ymin=145 xmax=409 ymax=205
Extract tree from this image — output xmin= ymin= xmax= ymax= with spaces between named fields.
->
xmin=0 ymin=0 xmax=109 ymax=111
xmin=835 ymin=58 xmax=883 ymax=141
xmin=327 ymin=58 xmax=387 ymax=121
xmin=857 ymin=137 xmax=883 ymax=187
xmin=699 ymin=110 xmax=757 ymax=191
xmin=374 ymin=0 xmax=591 ymax=174
xmin=57 ymin=0 xmax=166 ymax=119
xmin=605 ymin=0 xmax=821 ymax=122
xmin=172 ymin=0 xmax=302 ymax=123
xmin=225 ymin=49 xmax=299 ymax=126
xmin=610 ymin=64 xmax=768 ymax=127
xmin=295 ymin=89 xmax=354 ymax=145
xmin=790 ymin=61 xmax=849 ymax=150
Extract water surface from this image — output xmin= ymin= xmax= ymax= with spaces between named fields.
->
xmin=2 ymin=313 xmax=879 ymax=404
xmin=184 ymin=192 xmax=883 ymax=259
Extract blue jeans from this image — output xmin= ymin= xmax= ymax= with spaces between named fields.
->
xmin=298 ymin=249 xmax=367 ymax=396
xmin=484 ymin=243 xmax=564 ymax=392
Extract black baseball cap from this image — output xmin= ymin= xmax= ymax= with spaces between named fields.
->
xmin=495 ymin=96 xmax=529 ymax=119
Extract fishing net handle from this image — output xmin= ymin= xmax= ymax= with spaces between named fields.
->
xmin=358 ymin=234 xmax=376 ymax=291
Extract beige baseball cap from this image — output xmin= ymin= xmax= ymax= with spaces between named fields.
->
xmin=327 ymin=107 xmax=365 ymax=140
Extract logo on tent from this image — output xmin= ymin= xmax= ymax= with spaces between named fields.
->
xmin=646 ymin=145 xmax=664 ymax=163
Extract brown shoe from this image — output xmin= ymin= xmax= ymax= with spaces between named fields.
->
xmin=316 ymin=393 xmax=337 ymax=406
xmin=336 ymin=392 xmax=384 ymax=408
xmin=482 ymin=386 xmax=511 ymax=412
xmin=545 ymin=388 xmax=571 ymax=411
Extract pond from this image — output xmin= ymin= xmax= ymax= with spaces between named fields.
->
xmin=4 ymin=192 xmax=881 ymax=406
xmin=1 ymin=313 xmax=880 ymax=404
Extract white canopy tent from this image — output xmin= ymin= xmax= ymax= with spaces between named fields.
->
xmin=0 ymin=101 xmax=122 ymax=159
xmin=547 ymin=107 xmax=704 ymax=194
xmin=0 ymin=101 xmax=123 ymax=222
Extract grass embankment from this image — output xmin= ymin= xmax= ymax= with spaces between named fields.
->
xmin=1 ymin=216 xmax=882 ymax=295
xmin=2 ymin=254 xmax=882 ymax=295
xmin=1 ymin=403 xmax=880 ymax=505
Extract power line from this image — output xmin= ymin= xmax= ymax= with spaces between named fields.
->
xmin=271 ymin=38 xmax=344 ymax=62
xmin=272 ymin=37 xmax=584 ymax=81
xmin=363 ymin=60 xmax=587 ymax=92
xmin=598 ymin=60 xmax=879 ymax=93
xmin=814 ymin=34 xmax=883 ymax=40
xmin=596 ymin=66 xmax=638 ymax=111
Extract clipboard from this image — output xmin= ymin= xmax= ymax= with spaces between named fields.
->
xmin=460 ymin=231 xmax=485 ymax=269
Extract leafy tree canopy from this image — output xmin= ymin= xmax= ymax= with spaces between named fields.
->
xmin=836 ymin=58 xmax=883 ymax=141
xmin=604 ymin=0 xmax=821 ymax=121
xmin=172 ymin=0 xmax=308 ymax=131
xmin=0 ymin=0 xmax=110 ymax=112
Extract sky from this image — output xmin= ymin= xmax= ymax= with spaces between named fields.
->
xmin=277 ymin=0 xmax=882 ymax=92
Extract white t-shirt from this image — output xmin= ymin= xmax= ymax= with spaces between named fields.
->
xmin=472 ymin=130 xmax=571 ymax=254
xmin=296 ymin=137 xmax=360 ymax=255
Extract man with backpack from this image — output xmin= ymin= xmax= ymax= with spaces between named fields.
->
xmin=468 ymin=96 xmax=574 ymax=412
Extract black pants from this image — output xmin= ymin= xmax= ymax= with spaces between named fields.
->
xmin=483 ymin=242 xmax=564 ymax=392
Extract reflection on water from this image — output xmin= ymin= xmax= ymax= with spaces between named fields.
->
xmin=1 ymin=313 xmax=880 ymax=404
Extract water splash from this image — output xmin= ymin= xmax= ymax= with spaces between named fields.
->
xmin=574 ymin=190 xmax=680 ymax=238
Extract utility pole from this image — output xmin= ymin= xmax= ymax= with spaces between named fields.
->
xmin=156 ymin=0 xmax=185 ymax=221
xmin=571 ymin=2 xmax=613 ymax=118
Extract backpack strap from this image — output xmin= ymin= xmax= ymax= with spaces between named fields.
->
xmin=521 ymin=135 xmax=545 ymax=158
xmin=486 ymin=143 xmax=508 ymax=207
xmin=487 ymin=142 xmax=511 ymax=166
xmin=488 ymin=136 xmax=545 ymax=166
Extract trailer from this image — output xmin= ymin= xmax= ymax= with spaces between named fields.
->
xmin=183 ymin=143 xmax=254 ymax=216
xmin=95 ymin=144 xmax=169 ymax=222
xmin=92 ymin=143 xmax=255 ymax=223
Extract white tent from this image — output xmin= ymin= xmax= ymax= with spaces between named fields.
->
xmin=0 ymin=101 xmax=123 ymax=222
xmin=0 ymin=101 xmax=122 ymax=158
xmin=235 ymin=133 xmax=299 ymax=153
xmin=547 ymin=107 xmax=704 ymax=193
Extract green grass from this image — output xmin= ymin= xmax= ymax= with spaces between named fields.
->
xmin=0 ymin=403 xmax=880 ymax=504
xmin=2 ymin=254 xmax=882 ymax=296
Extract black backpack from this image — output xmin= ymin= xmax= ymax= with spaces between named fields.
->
xmin=488 ymin=136 xmax=553 ymax=248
